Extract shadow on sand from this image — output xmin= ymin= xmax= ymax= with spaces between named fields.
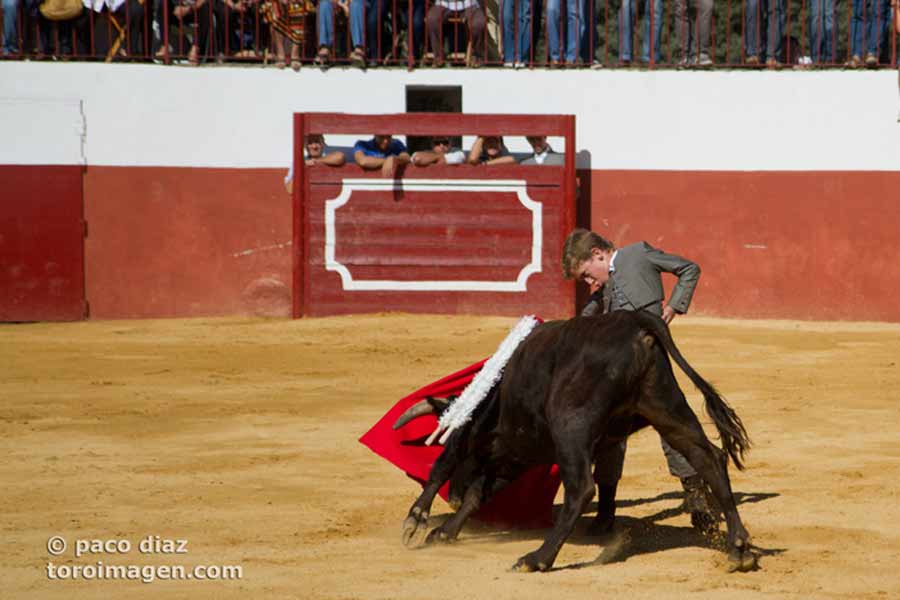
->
xmin=425 ymin=489 xmax=786 ymax=570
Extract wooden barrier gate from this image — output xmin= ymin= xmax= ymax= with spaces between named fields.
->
xmin=292 ymin=113 xmax=577 ymax=319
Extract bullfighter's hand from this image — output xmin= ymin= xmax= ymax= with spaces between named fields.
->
xmin=662 ymin=305 xmax=676 ymax=324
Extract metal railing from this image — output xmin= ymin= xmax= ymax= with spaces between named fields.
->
xmin=1 ymin=0 xmax=896 ymax=67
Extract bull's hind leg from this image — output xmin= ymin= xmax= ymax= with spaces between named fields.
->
xmin=513 ymin=442 xmax=594 ymax=572
xmin=639 ymin=385 xmax=756 ymax=572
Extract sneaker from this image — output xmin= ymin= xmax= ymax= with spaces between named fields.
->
xmin=745 ymin=55 xmax=760 ymax=65
xmin=514 ymin=61 xmax=526 ymax=69
xmin=590 ymin=61 xmax=604 ymax=70
xmin=845 ymin=54 xmax=862 ymax=68
xmin=865 ymin=52 xmax=878 ymax=66
xmin=503 ymin=61 xmax=514 ymax=68
xmin=765 ymin=57 xmax=780 ymax=68
xmin=697 ymin=54 xmax=713 ymax=67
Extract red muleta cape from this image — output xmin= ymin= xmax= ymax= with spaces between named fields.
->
xmin=359 ymin=359 xmax=561 ymax=529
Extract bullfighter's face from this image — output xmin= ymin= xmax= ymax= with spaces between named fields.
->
xmin=575 ymin=247 xmax=612 ymax=287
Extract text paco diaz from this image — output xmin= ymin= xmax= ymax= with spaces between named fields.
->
xmin=75 ymin=536 xmax=188 ymax=557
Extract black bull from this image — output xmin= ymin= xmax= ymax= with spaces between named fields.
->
xmin=396 ymin=311 xmax=756 ymax=572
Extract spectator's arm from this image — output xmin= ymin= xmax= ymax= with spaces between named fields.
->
xmin=355 ymin=151 xmax=386 ymax=170
xmin=484 ymin=155 xmax=516 ymax=166
xmin=382 ymin=153 xmax=410 ymax=177
xmin=411 ymin=150 xmax=443 ymax=167
xmin=467 ymin=137 xmax=485 ymax=165
xmin=310 ymin=151 xmax=345 ymax=167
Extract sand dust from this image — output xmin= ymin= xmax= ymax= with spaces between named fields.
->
xmin=3 ymin=313 xmax=900 ymax=599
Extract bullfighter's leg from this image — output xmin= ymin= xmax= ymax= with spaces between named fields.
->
xmin=513 ymin=432 xmax=595 ymax=572
xmin=402 ymin=429 xmax=467 ymax=547
xmin=589 ymin=439 xmax=626 ymax=535
xmin=638 ymin=375 xmax=756 ymax=571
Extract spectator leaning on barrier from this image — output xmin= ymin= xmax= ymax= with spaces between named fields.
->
xmin=561 ymin=227 xmax=717 ymax=535
xmin=674 ymin=0 xmax=713 ymax=66
xmin=353 ymin=134 xmax=410 ymax=177
xmin=521 ymin=135 xmax=564 ymax=165
xmin=155 ymin=0 xmax=213 ymax=65
xmin=467 ymin=135 xmax=515 ymax=165
xmin=410 ymin=136 xmax=467 ymax=166
xmin=426 ymin=0 xmax=486 ymax=67
xmin=283 ymin=134 xmax=346 ymax=193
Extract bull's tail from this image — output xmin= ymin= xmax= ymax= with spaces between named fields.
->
xmin=634 ymin=311 xmax=751 ymax=470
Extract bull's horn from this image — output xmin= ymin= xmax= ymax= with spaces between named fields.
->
xmin=392 ymin=400 xmax=437 ymax=430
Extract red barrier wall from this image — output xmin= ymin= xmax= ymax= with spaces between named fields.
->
xmin=84 ymin=166 xmax=292 ymax=319
xmin=0 ymin=166 xmax=86 ymax=321
xmin=294 ymin=113 xmax=578 ymax=319
xmin=590 ymin=170 xmax=900 ymax=321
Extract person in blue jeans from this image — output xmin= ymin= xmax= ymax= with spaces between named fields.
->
xmin=546 ymin=0 xmax=587 ymax=65
xmin=744 ymin=0 xmax=785 ymax=64
xmin=317 ymin=0 xmax=393 ymax=66
xmin=502 ymin=0 xmax=532 ymax=65
xmin=2 ymin=0 xmax=18 ymax=55
xmin=618 ymin=0 xmax=662 ymax=64
xmin=808 ymin=0 xmax=835 ymax=64
xmin=850 ymin=0 xmax=891 ymax=65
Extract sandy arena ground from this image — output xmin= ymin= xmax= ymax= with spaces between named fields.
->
xmin=3 ymin=313 xmax=900 ymax=599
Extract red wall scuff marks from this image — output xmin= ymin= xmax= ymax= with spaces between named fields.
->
xmin=84 ymin=166 xmax=292 ymax=319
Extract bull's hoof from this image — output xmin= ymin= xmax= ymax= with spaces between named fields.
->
xmin=401 ymin=509 xmax=429 ymax=548
xmin=424 ymin=526 xmax=454 ymax=545
xmin=512 ymin=552 xmax=550 ymax=573
xmin=726 ymin=547 xmax=758 ymax=573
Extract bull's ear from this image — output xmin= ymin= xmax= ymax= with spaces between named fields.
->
xmin=641 ymin=332 xmax=655 ymax=348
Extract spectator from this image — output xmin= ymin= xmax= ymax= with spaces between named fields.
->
xmin=87 ymin=0 xmax=146 ymax=57
xmin=467 ymin=135 xmax=515 ymax=165
xmin=317 ymin=0 xmax=370 ymax=67
xmin=353 ymin=133 xmax=410 ymax=177
xmin=266 ymin=0 xmax=304 ymax=70
xmin=520 ymin=135 xmax=564 ymax=165
xmin=284 ymin=134 xmax=346 ymax=192
xmin=619 ymin=0 xmax=662 ymax=64
xmin=37 ymin=0 xmax=84 ymax=57
xmin=849 ymin=0 xmax=891 ymax=66
xmin=2 ymin=0 xmax=18 ymax=55
xmin=807 ymin=0 xmax=835 ymax=64
xmin=220 ymin=0 xmax=262 ymax=60
xmin=744 ymin=0 xmax=785 ymax=66
xmin=501 ymin=0 xmax=531 ymax=67
xmin=387 ymin=0 xmax=424 ymax=63
xmin=155 ymin=0 xmax=213 ymax=65
xmin=425 ymin=0 xmax=485 ymax=67
xmin=410 ymin=136 xmax=466 ymax=166
xmin=546 ymin=0 xmax=586 ymax=66
xmin=674 ymin=0 xmax=713 ymax=66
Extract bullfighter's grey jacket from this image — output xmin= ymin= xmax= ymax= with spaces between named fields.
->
xmin=582 ymin=241 xmax=700 ymax=317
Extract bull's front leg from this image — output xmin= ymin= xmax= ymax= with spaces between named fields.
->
xmin=402 ymin=432 xmax=465 ymax=547
xmin=513 ymin=450 xmax=594 ymax=572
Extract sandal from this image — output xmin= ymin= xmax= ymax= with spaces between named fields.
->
xmin=350 ymin=46 xmax=366 ymax=68
xmin=187 ymin=45 xmax=200 ymax=66
xmin=290 ymin=59 xmax=301 ymax=71
xmin=314 ymin=46 xmax=330 ymax=67
xmin=275 ymin=57 xmax=286 ymax=69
